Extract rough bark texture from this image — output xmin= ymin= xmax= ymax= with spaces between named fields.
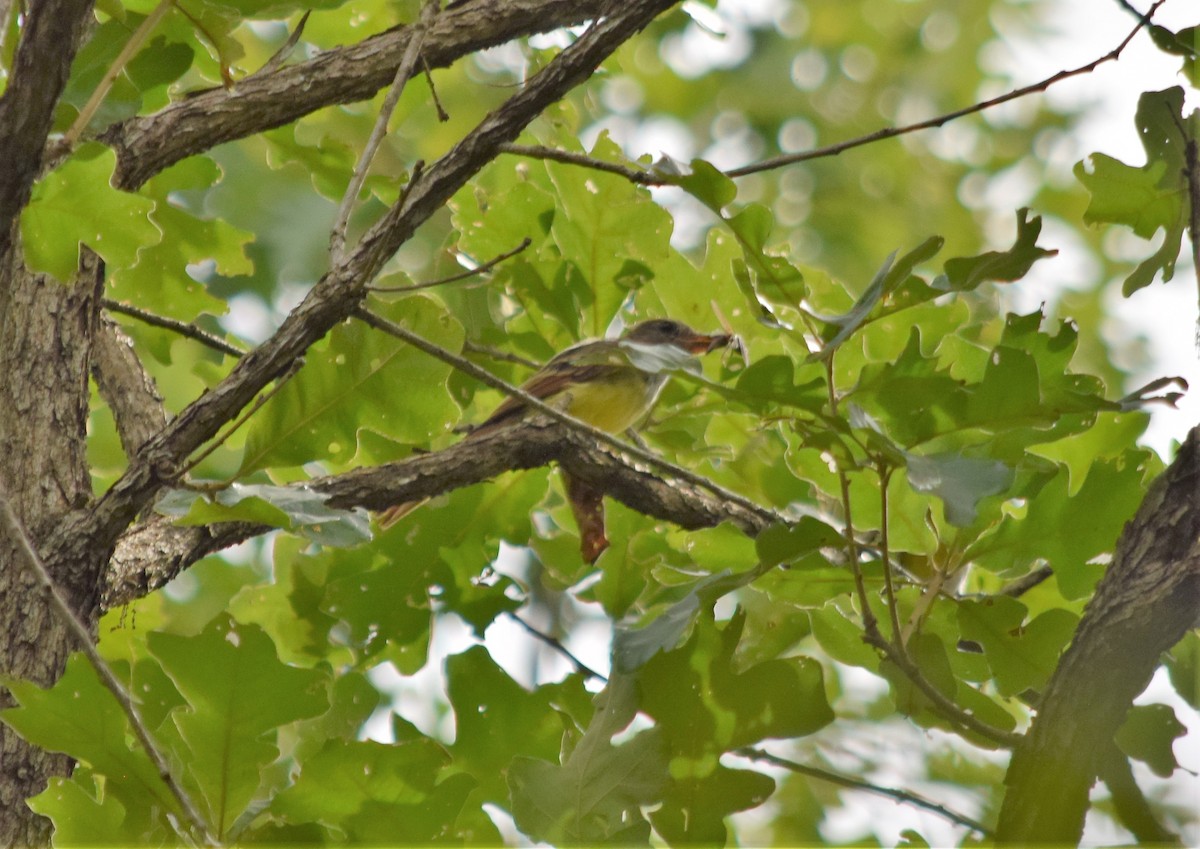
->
xmin=102 ymin=418 xmax=777 ymax=609
xmin=0 ymin=253 xmax=105 ymax=844
xmin=98 ymin=0 xmax=615 ymax=190
xmin=995 ymin=427 xmax=1200 ymax=843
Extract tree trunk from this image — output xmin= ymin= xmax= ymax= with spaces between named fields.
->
xmin=996 ymin=427 xmax=1200 ymax=843
xmin=0 ymin=249 xmax=105 ymax=844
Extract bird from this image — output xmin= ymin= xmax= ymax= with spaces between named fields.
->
xmin=379 ymin=318 xmax=733 ymax=559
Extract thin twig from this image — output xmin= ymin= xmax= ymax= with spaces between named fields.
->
xmin=61 ymin=0 xmax=175 ymax=148
xmin=501 ymin=4 xmax=1166 ymax=186
xmin=330 ymin=0 xmax=440 ymax=263
xmin=498 ymin=142 xmax=658 ymax=183
xmin=877 ymin=461 xmax=902 ymax=645
xmin=462 ymin=338 xmax=542 ymax=369
xmin=352 ymin=307 xmax=780 ymax=524
xmin=507 ymin=612 xmax=607 ymax=681
xmin=823 ymin=358 xmax=876 ymax=635
xmin=422 ymin=54 xmax=449 ymax=122
xmin=369 ymin=237 xmax=531 ymax=293
xmin=102 ymin=299 xmax=245 ymax=358
xmin=724 ymin=0 xmax=1166 ymax=178
xmin=866 ymin=632 xmax=1021 ymax=748
xmin=735 ymin=746 xmax=992 ymax=836
xmin=0 ymin=482 xmax=217 ymax=845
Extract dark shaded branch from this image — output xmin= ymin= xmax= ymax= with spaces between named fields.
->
xmin=60 ymin=0 xmax=685 ymax=573
xmin=97 ymin=0 xmax=622 ymax=190
xmin=0 ymin=0 xmax=95 ymax=254
xmin=102 ymin=418 xmax=774 ymax=608
xmin=995 ymin=427 xmax=1200 ymax=844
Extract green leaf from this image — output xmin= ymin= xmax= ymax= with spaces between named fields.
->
xmin=904 ymin=451 xmax=1013 ymax=527
xmin=508 ymin=676 xmax=665 ymax=846
xmin=814 ymin=236 xmax=943 ymax=353
xmin=446 ymin=647 xmax=565 ymax=799
xmin=613 ymin=570 xmax=757 ymax=673
xmin=156 ymin=483 xmax=371 ymax=547
xmin=272 ymin=737 xmax=451 ymax=826
xmin=938 ymin=209 xmax=1057 ymax=291
xmin=240 ymin=294 xmax=464 ymax=473
xmin=27 ymin=773 xmax=134 ymax=846
xmin=755 ymin=518 xmax=843 ymax=569
xmin=148 ymin=618 xmax=328 ymax=835
xmin=651 ymin=764 xmax=774 ymax=846
xmin=1165 ymin=632 xmax=1200 ymax=710
xmin=1074 ymin=88 xmax=1193 ymax=294
xmin=0 ymin=655 xmax=180 ymax=819
xmin=957 ymin=599 xmax=1078 ymax=697
xmin=1115 ymin=704 xmax=1187 ymax=778
xmin=545 ymin=133 xmax=673 ymax=335
xmin=21 ymin=144 xmax=161 ymax=281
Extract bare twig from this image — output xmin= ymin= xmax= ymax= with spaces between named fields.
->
xmin=500 ymin=3 xmax=1167 ymax=187
xmin=369 ymin=237 xmax=531 ymax=293
xmin=102 ymin=298 xmax=245 ymax=358
xmin=330 ymin=0 xmax=440 ymax=263
xmin=724 ymin=1 xmax=1167 ymax=178
xmin=62 ymin=0 xmax=175 ymax=148
xmin=736 ymin=746 xmax=992 ymax=836
xmin=507 ymin=612 xmax=607 ymax=681
xmin=422 ymin=55 xmax=449 ymax=122
xmin=0 ymin=482 xmax=217 ymax=846
xmin=463 ymin=338 xmax=542 ymax=369
xmin=352 ymin=307 xmax=780 ymax=524
xmin=499 ymin=142 xmax=658 ymax=184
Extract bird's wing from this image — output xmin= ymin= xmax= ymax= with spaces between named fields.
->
xmin=470 ymin=341 xmax=635 ymax=436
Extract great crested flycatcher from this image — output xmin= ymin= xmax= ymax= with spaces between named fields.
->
xmin=379 ymin=318 xmax=732 ymax=556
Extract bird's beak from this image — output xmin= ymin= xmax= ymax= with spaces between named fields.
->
xmin=683 ymin=332 xmax=733 ymax=354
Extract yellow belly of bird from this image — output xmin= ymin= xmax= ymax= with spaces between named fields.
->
xmin=561 ymin=371 xmax=665 ymax=433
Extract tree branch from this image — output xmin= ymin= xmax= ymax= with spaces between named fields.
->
xmin=92 ymin=316 xmax=170 ymax=457
xmin=60 ymin=0 xmax=686 ymax=572
xmin=0 ymin=0 xmax=96 ymax=254
xmin=995 ymin=426 xmax=1200 ymax=844
xmin=102 ymin=418 xmax=775 ymax=608
xmin=102 ymin=298 xmax=247 ymax=358
xmin=97 ymin=0 xmax=622 ymax=190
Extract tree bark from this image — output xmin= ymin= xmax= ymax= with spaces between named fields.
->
xmin=0 ymin=252 xmax=105 ymax=845
xmin=996 ymin=427 xmax=1200 ymax=843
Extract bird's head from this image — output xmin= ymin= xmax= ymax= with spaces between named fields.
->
xmin=621 ymin=319 xmax=731 ymax=355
